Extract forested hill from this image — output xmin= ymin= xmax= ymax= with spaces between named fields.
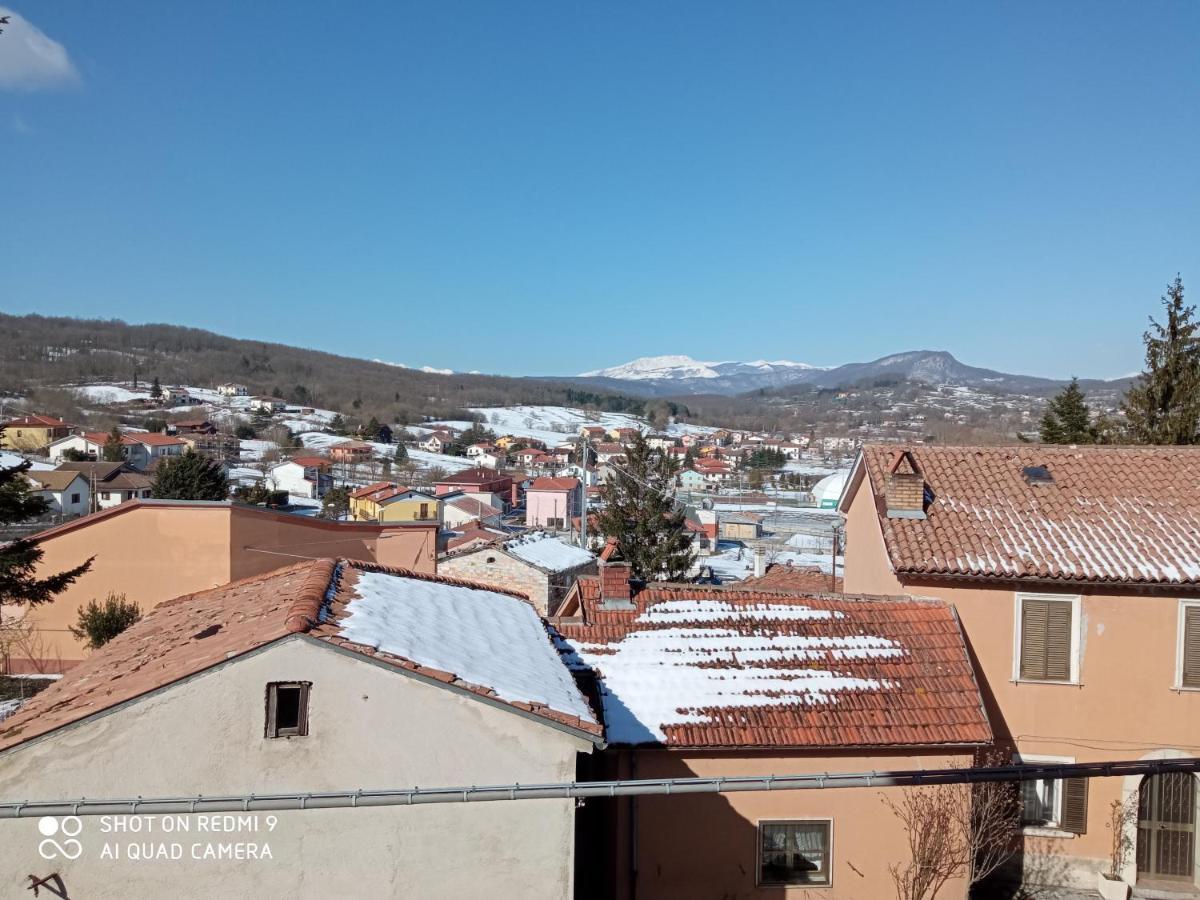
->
xmin=0 ymin=313 xmax=668 ymax=426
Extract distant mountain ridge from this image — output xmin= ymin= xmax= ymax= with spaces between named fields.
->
xmin=572 ymin=350 xmax=1131 ymax=397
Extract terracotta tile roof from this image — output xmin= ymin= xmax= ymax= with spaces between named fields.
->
xmin=594 ymin=443 xmax=624 ymax=453
xmin=131 ymin=433 xmax=189 ymax=447
xmin=350 ymin=480 xmax=400 ymax=499
xmin=528 ymin=476 xmax=579 ymax=492
xmin=445 ymin=526 xmax=506 ymax=552
xmin=447 ymin=496 xmax=502 ymax=518
xmin=78 ymin=431 xmax=138 ymax=446
xmin=858 ymin=444 xmax=1200 ymax=586
xmin=3 ymin=415 xmax=70 ymax=428
xmin=287 ymin=455 xmax=332 ymax=469
xmin=0 ymin=559 xmax=601 ymax=753
xmin=555 ymin=579 xmax=990 ymax=749
xmin=742 ymin=564 xmax=842 ymax=593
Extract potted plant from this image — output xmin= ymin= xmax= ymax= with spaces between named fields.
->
xmin=1098 ymin=795 xmax=1137 ymax=900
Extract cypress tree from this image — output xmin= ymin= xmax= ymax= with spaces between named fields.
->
xmin=1039 ymin=378 xmax=1094 ymax=444
xmin=0 ymin=426 xmax=92 ymax=606
xmin=596 ymin=433 xmax=695 ymax=581
xmin=151 ymin=449 xmax=230 ymax=501
xmin=1122 ymin=276 xmax=1200 ymax=444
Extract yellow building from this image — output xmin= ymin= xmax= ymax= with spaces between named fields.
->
xmin=0 ymin=415 xmax=73 ymax=452
xmin=349 ymin=482 xmax=441 ymax=525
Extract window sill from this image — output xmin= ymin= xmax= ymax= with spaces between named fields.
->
xmin=1170 ymin=685 xmax=1200 ymax=693
xmin=1021 ymin=825 xmax=1076 ymax=840
xmin=1010 ymin=679 xmax=1082 ymax=687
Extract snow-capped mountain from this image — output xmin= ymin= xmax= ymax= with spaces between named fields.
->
xmin=573 ymin=350 xmax=1128 ymax=397
xmin=579 ymin=355 xmax=821 ymax=391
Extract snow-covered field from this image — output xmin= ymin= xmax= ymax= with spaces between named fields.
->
xmin=297 ymin=433 xmax=476 ymax=473
xmin=428 ymin=406 xmax=717 ymax=447
xmin=73 ymin=385 xmax=151 ymax=403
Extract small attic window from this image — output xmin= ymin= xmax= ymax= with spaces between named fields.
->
xmin=1023 ymin=466 xmax=1054 ymax=486
xmin=266 ymin=682 xmax=310 ymax=738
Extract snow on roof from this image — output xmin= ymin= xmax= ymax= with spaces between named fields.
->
xmin=556 ymin=584 xmax=991 ymax=748
xmin=338 ymin=569 xmax=595 ymax=725
xmin=504 ymin=532 xmax=594 ymax=573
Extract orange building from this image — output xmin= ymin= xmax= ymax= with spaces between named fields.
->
xmin=840 ymin=445 xmax=1200 ymax=894
xmin=555 ymin=561 xmax=990 ymax=899
xmin=3 ymin=500 xmax=437 ymax=673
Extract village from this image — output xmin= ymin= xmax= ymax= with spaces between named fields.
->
xmin=1 ymin=366 xmax=1199 ymax=900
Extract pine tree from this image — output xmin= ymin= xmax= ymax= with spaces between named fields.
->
xmin=151 ymin=449 xmax=230 ymax=501
xmin=319 ymin=486 xmax=350 ymax=520
xmin=596 ymin=433 xmax=695 ymax=581
xmin=394 ymin=442 xmax=408 ymax=463
xmin=101 ymin=427 xmax=125 ymax=462
xmin=683 ymin=447 xmax=696 ymax=469
xmin=150 ymin=376 xmax=163 ymax=401
xmin=362 ymin=417 xmax=382 ymax=442
xmin=1122 ymin=276 xmax=1200 ymax=444
xmin=1039 ymin=378 xmax=1094 ymax=444
xmin=0 ymin=427 xmax=92 ymax=606
xmin=328 ymin=414 xmax=347 ymax=436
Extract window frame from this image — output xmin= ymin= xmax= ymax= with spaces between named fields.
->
xmin=1174 ymin=600 xmax=1200 ymax=691
xmin=1012 ymin=592 xmax=1082 ymax=685
xmin=1013 ymin=753 xmax=1083 ymax=837
xmin=265 ymin=681 xmax=311 ymax=739
xmin=756 ymin=818 xmax=834 ymax=889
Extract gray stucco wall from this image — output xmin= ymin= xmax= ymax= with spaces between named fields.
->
xmin=0 ymin=638 xmax=591 ymax=899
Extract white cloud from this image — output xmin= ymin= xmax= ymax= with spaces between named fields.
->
xmin=0 ymin=7 xmax=79 ymax=90
xmin=11 ymin=113 xmax=32 ymax=133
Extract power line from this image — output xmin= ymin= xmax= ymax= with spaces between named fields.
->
xmin=1 ymin=757 xmax=1195 ymax=819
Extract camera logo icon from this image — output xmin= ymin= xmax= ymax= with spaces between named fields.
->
xmin=37 ymin=816 xmax=83 ymax=860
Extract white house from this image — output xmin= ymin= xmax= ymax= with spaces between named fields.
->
xmin=267 ymin=456 xmax=334 ymax=500
xmin=442 ymin=495 xmax=504 ymax=530
xmin=249 ymin=396 xmax=286 ymax=413
xmin=24 ymin=470 xmax=90 ymax=517
xmin=47 ymin=431 xmax=188 ymax=470
xmin=420 ymin=431 xmax=454 ymax=454
xmin=0 ymin=559 xmax=601 ymax=899
xmin=217 ymin=383 xmax=249 ymax=397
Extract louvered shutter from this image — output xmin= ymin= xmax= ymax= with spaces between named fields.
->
xmin=1020 ymin=598 xmax=1073 ymax=682
xmin=1061 ymin=778 xmax=1089 ymax=834
xmin=1045 ymin=602 xmax=1073 ymax=681
xmin=1020 ymin=600 xmax=1049 ymax=679
xmin=1183 ymin=606 xmax=1200 ymax=689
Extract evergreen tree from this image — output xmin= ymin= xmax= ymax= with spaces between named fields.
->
xmin=149 ymin=376 xmax=163 ymax=401
xmin=328 ymin=414 xmax=347 ymax=436
xmin=362 ymin=417 xmax=382 ymax=442
xmin=70 ymin=592 xmax=142 ymax=650
xmin=1122 ymin=276 xmax=1200 ymax=444
xmin=320 ymin=485 xmax=351 ymax=520
xmin=683 ymin=447 xmax=696 ymax=469
xmin=151 ymin=449 xmax=229 ymax=501
xmin=1039 ymin=378 xmax=1095 ymax=444
xmin=596 ymin=433 xmax=695 ymax=581
xmin=101 ymin=427 xmax=125 ymax=462
xmin=394 ymin=442 xmax=408 ymax=463
xmin=0 ymin=426 xmax=92 ymax=606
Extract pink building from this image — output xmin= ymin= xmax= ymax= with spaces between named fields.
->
xmin=525 ymin=476 xmax=579 ymax=530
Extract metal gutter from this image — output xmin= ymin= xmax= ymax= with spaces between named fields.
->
xmin=2 ymin=757 xmax=1195 ymax=819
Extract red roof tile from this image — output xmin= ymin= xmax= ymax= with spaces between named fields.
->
xmin=528 ymin=476 xmax=579 ymax=492
xmin=0 ymin=559 xmax=601 ymax=753
xmin=555 ymin=579 xmax=990 ymax=749
xmin=858 ymin=444 xmax=1200 ymax=586
xmin=2 ymin=415 xmax=70 ymax=428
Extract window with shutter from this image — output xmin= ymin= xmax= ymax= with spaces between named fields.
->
xmin=1060 ymin=778 xmax=1089 ymax=834
xmin=1018 ymin=596 xmax=1076 ymax=682
xmin=1180 ymin=604 xmax=1200 ymax=689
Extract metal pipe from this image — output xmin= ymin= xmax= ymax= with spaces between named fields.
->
xmin=1 ymin=757 xmax=1196 ymax=820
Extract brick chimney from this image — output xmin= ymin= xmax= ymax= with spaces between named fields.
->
xmin=598 ymin=559 xmax=635 ymax=610
xmin=885 ymin=450 xmax=927 ymax=519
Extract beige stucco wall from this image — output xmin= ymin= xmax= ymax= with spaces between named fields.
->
xmin=3 ymin=506 xmax=437 ymax=671
xmin=842 ymin=481 xmax=1200 ymax=889
xmin=0 ymin=638 xmax=591 ymax=899
xmin=621 ymin=750 xmax=973 ymax=900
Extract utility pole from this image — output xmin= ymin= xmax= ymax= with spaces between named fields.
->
xmin=577 ymin=432 xmax=588 ymax=550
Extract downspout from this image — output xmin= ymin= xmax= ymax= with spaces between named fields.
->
xmin=629 ymin=750 xmax=638 ymax=900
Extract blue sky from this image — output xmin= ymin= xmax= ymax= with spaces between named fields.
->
xmin=2 ymin=2 xmax=1197 ymax=379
